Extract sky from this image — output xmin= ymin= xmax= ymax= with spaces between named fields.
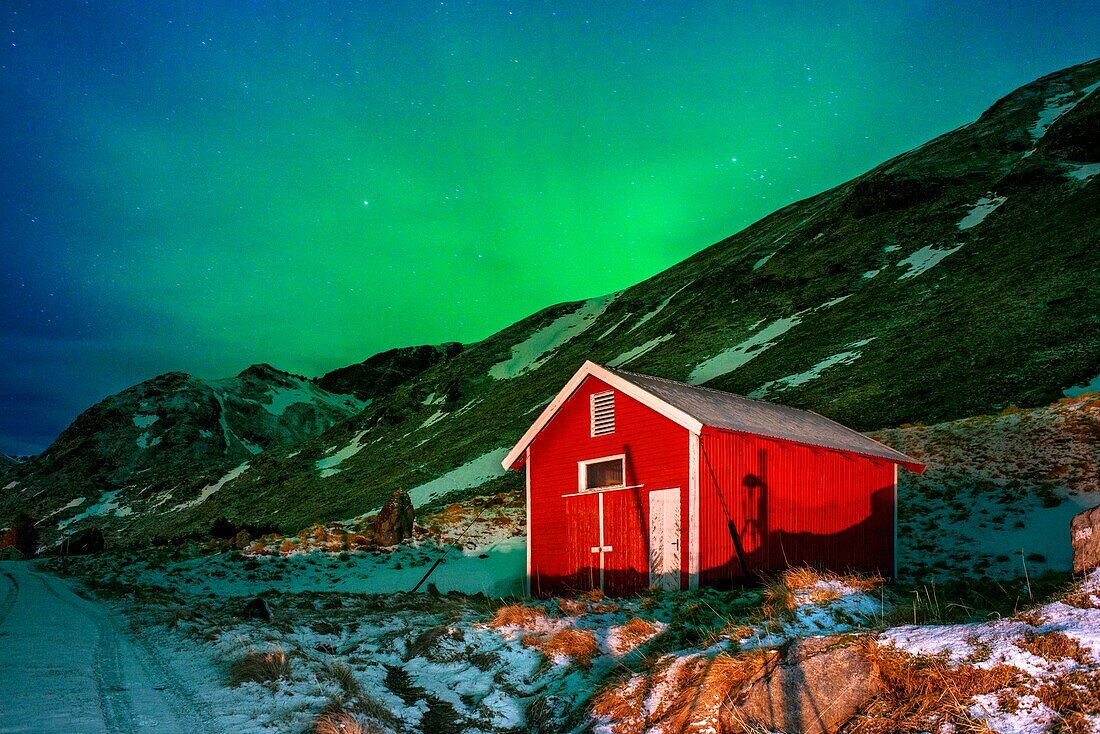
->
xmin=2 ymin=1 xmax=1099 ymax=455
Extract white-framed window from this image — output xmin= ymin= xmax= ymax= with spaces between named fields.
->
xmin=590 ymin=390 xmax=615 ymax=436
xmin=578 ymin=454 xmax=625 ymax=492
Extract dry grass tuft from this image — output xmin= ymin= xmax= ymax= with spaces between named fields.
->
xmin=848 ymin=642 xmax=1021 ymax=733
xmin=229 ymin=647 xmax=291 ymax=687
xmin=541 ymin=628 xmax=599 ymax=667
xmin=580 ymin=588 xmax=605 ymax=602
xmin=324 ymin=661 xmax=361 ymax=698
xmin=1017 ymin=609 xmax=1048 ymax=627
xmin=1015 ymin=630 xmax=1089 ymax=663
xmin=1062 ymin=591 xmax=1100 ymax=609
xmin=782 ymin=565 xmax=885 ymax=593
xmin=558 ymin=598 xmax=587 ymax=616
xmin=314 ymin=708 xmax=382 ymax=734
xmin=614 ymin=617 xmax=660 ymax=653
xmin=488 ymin=604 xmax=547 ymax=629
xmin=1034 ymin=669 xmax=1100 ymax=719
xmin=762 ymin=578 xmax=795 ymax=619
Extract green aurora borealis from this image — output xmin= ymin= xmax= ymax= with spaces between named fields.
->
xmin=2 ymin=1 xmax=1099 ymax=453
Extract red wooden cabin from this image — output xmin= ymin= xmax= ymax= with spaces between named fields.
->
xmin=502 ymin=361 xmax=924 ymax=597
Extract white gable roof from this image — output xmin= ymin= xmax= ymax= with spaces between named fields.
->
xmin=500 ymin=361 xmax=701 ymax=469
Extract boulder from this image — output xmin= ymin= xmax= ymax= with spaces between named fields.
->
xmin=722 ymin=637 xmax=880 ymax=734
xmin=243 ymin=596 xmax=271 ymax=621
xmin=374 ymin=488 xmax=414 ymax=546
xmin=60 ymin=527 xmax=105 ymax=556
xmin=1072 ymin=505 xmax=1100 ymax=573
xmin=232 ymin=529 xmax=252 ymax=550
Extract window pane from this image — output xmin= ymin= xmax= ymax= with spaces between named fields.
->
xmin=586 ymin=459 xmax=623 ymax=489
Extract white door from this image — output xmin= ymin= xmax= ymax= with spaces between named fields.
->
xmin=649 ymin=488 xmax=681 ymax=590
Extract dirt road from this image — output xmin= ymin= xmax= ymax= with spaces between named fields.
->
xmin=0 ymin=562 xmax=214 ymax=733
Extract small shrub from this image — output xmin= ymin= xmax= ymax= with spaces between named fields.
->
xmin=229 ymin=647 xmax=291 ymax=687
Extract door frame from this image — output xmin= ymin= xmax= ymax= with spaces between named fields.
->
xmin=648 ymin=486 xmax=682 ymax=590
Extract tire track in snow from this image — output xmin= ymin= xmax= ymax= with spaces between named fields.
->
xmin=33 ymin=572 xmax=138 ymax=734
xmin=128 ymin=631 xmax=219 ymax=734
xmin=0 ymin=568 xmax=18 ymax=627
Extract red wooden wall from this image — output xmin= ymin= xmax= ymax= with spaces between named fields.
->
xmin=528 ymin=375 xmax=689 ymax=596
xmin=697 ymin=428 xmax=895 ymax=586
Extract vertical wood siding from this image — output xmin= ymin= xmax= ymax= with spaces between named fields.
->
xmin=697 ymin=428 xmax=895 ymax=586
xmin=528 ymin=375 xmax=689 ymax=596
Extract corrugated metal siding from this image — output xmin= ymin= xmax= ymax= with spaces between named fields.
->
xmin=528 ymin=375 xmax=689 ymax=597
xmin=698 ymin=428 xmax=894 ymax=587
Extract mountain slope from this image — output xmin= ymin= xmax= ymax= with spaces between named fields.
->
xmin=0 ymin=453 xmax=18 ymax=477
xmin=12 ymin=59 xmax=1100 ymax=545
xmin=0 ymin=365 xmax=366 ymax=542
xmin=206 ymin=59 xmax=1100 ymax=537
xmin=315 ymin=342 xmax=464 ymax=401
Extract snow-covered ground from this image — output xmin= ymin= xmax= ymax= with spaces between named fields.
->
xmin=29 ymin=526 xmax=1100 ymax=734
xmin=0 ymin=562 xmax=227 ymax=733
xmin=874 ymin=393 xmax=1100 ymax=579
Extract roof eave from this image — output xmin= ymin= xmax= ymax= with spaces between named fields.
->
xmin=500 ymin=361 xmax=703 ymax=470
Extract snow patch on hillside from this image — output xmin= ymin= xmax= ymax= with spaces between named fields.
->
xmin=418 ymin=410 xmax=448 ymax=430
xmin=1064 ymin=373 xmax=1100 ymax=398
xmin=170 ymin=462 xmax=250 ymax=512
xmin=749 ymin=339 xmax=873 ymax=397
xmin=43 ymin=496 xmax=85 ymax=520
xmin=489 ymin=295 xmax=614 ymax=379
xmin=958 ymin=195 xmax=1007 ymax=230
xmin=408 ymin=447 xmax=510 ymax=507
xmin=262 ymin=383 xmax=365 ymax=416
xmin=627 ymin=285 xmax=687 ymax=333
xmin=3 ymin=481 xmax=16 ymax=491
xmin=608 ymin=334 xmax=675 ymax=368
xmin=689 ymin=296 xmax=849 ymax=384
xmin=1066 ymin=162 xmax=1100 ymax=182
xmin=1031 ymin=80 xmax=1100 ymax=139
xmin=213 ymin=392 xmax=262 ymax=455
xmin=862 ymin=269 xmax=880 ymax=279
xmin=897 ymin=244 xmax=963 ymax=280
xmin=315 ymin=429 xmax=369 ymax=476
xmin=598 ymin=313 xmax=633 ymax=339
xmin=132 ymin=413 xmax=158 ymax=428
xmin=689 ymin=315 xmax=804 ymax=384
xmin=57 ymin=489 xmax=131 ymax=531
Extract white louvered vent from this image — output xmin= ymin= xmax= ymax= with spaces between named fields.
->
xmin=591 ymin=391 xmax=615 ymax=436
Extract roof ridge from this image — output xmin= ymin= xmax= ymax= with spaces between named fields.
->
xmin=605 ymin=364 xmax=918 ymax=466
xmin=608 ymin=365 xmax=798 ymax=412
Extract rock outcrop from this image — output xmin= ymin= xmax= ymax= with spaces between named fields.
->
xmin=1072 ymin=505 xmax=1100 ymax=573
xmin=722 ymin=637 xmax=881 ymax=734
xmin=374 ymin=489 xmax=415 ymax=546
